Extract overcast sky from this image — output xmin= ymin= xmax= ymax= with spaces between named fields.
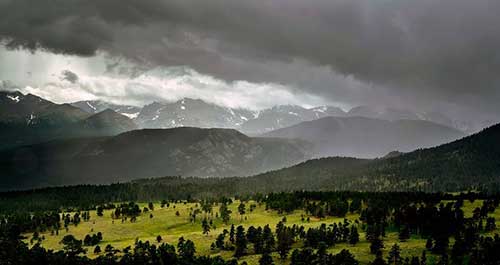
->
xmin=1 ymin=0 xmax=500 ymax=117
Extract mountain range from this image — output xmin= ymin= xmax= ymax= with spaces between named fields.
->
xmin=0 ymin=127 xmax=311 ymax=190
xmin=263 ymin=116 xmax=465 ymax=158
xmin=71 ymin=98 xmax=494 ymax=135
xmin=0 ymin=90 xmax=468 ymax=158
xmin=71 ymin=100 xmax=141 ymax=119
xmin=0 ymin=90 xmax=498 ymax=192
xmin=18 ymin=121 xmax=495 ymax=195
xmin=0 ymin=91 xmax=137 ymax=150
xmin=244 ymin=122 xmax=500 ymax=193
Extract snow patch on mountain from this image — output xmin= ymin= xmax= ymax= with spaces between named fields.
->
xmin=7 ymin=95 xmax=20 ymax=102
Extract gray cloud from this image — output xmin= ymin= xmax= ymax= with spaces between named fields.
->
xmin=1 ymin=0 xmax=500 ymax=114
xmin=60 ymin=70 xmax=79 ymax=84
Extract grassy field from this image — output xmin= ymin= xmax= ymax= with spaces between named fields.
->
xmin=25 ymin=200 xmax=498 ymax=264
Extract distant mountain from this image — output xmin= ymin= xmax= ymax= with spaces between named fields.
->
xmin=345 ymin=105 xmax=499 ymax=134
xmin=71 ymin=100 xmax=141 ymax=119
xmin=117 ymin=98 xmax=347 ymax=134
xmin=0 ymin=91 xmax=88 ymax=124
xmin=240 ymin=105 xmax=346 ymax=134
xmin=73 ymin=98 xmax=494 ymax=135
xmin=0 ymin=91 xmax=90 ymax=149
xmin=0 ymin=127 xmax=311 ymax=190
xmin=347 ymin=106 xmax=420 ymax=121
xmin=78 ymin=109 xmax=138 ymax=135
xmin=136 ymin=98 xmax=255 ymax=129
xmin=263 ymin=116 xmax=465 ymax=158
xmin=0 ymin=91 xmax=138 ymax=150
xmin=250 ymin=123 xmax=500 ymax=192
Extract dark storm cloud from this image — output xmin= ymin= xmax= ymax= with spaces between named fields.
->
xmin=1 ymin=0 xmax=500 ymax=113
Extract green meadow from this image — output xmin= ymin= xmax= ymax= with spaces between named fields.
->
xmin=25 ymin=200 xmax=499 ymax=264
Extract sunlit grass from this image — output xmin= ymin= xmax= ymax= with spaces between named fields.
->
xmin=25 ymin=200 xmax=498 ymax=264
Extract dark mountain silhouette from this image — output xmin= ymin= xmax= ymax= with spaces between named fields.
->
xmin=0 ymin=91 xmax=137 ymax=150
xmin=0 ymin=127 xmax=311 ymax=191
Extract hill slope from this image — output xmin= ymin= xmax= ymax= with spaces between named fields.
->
xmin=252 ymin=123 xmax=500 ymax=192
xmin=0 ymin=127 xmax=311 ymax=191
xmin=263 ymin=116 xmax=465 ymax=158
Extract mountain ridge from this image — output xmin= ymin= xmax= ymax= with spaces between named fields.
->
xmin=263 ymin=116 xmax=465 ymax=158
xmin=0 ymin=127 xmax=312 ymax=191
xmin=249 ymin=122 xmax=500 ymax=192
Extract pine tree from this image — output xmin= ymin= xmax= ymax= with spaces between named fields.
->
xmin=202 ymin=218 xmax=210 ymax=235
xmin=349 ymin=225 xmax=360 ymax=245
xmin=370 ymin=236 xmax=384 ymax=254
xmin=387 ymin=244 xmax=402 ymax=265
xmin=238 ymin=202 xmax=246 ymax=221
xmin=215 ymin=233 xmax=225 ymax=249
xmin=230 ymin=224 xmax=236 ymax=244
xmin=398 ymin=225 xmax=410 ymax=242
xmin=93 ymin=245 xmax=101 ymax=254
xmin=276 ymin=222 xmax=293 ymax=260
xmin=220 ymin=203 xmax=232 ymax=224
xmin=259 ymin=252 xmax=274 ymax=265
xmin=262 ymin=225 xmax=275 ymax=253
xmin=371 ymin=251 xmax=388 ymax=265
xmin=234 ymin=225 xmax=247 ymax=258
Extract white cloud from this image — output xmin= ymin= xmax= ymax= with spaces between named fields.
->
xmin=18 ymin=66 xmax=332 ymax=110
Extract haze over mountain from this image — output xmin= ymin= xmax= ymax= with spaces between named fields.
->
xmin=237 ymin=122 xmax=500 ymax=193
xmin=0 ymin=127 xmax=311 ymax=191
xmin=70 ymin=95 xmax=489 ymax=135
xmin=263 ymin=116 xmax=465 ymax=158
xmin=6 ymin=121 xmax=496 ymax=194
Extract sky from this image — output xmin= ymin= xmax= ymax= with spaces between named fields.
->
xmin=1 ymin=0 xmax=500 ymax=117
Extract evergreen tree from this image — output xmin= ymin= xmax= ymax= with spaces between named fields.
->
xmin=349 ymin=225 xmax=360 ymax=245
xmin=485 ymin=217 xmax=496 ymax=231
xmin=177 ymin=237 xmax=196 ymax=260
xmin=202 ymin=218 xmax=210 ymax=235
xmin=387 ymin=244 xmax=403 ymax=265
xmin=60 ymin=234 xmax=86 ymax=257
xmin=94 ymin=245 xmax=101 ymax=255
xmin=220 ymin=203 xmax=232 ymax=224
xmin=230 ymin=224 xmax=236 ymax=244
xmin=276 ymin=222 xmax=293 ymax=260
xmin=234 ymin=226 xmax=247 ymax=258
xmin=215 ymin=233 xmax=225 ymax=249
xmin=370 ymin=236 xmax=384 ymax=254
xmin=259 ymin=252 xmax=274 ymax=265
xmin=262 ymin=225 xmax=275 ymax=253
xmin=371 ymin=251 xmax=388 ymax=265
xmin=238 ymin=203 xmax=246 ymax=221
xmin=399 ymin=225 xmax=410 ymax=242
xmin=97 ymin=206 xmax=104 ymax=217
